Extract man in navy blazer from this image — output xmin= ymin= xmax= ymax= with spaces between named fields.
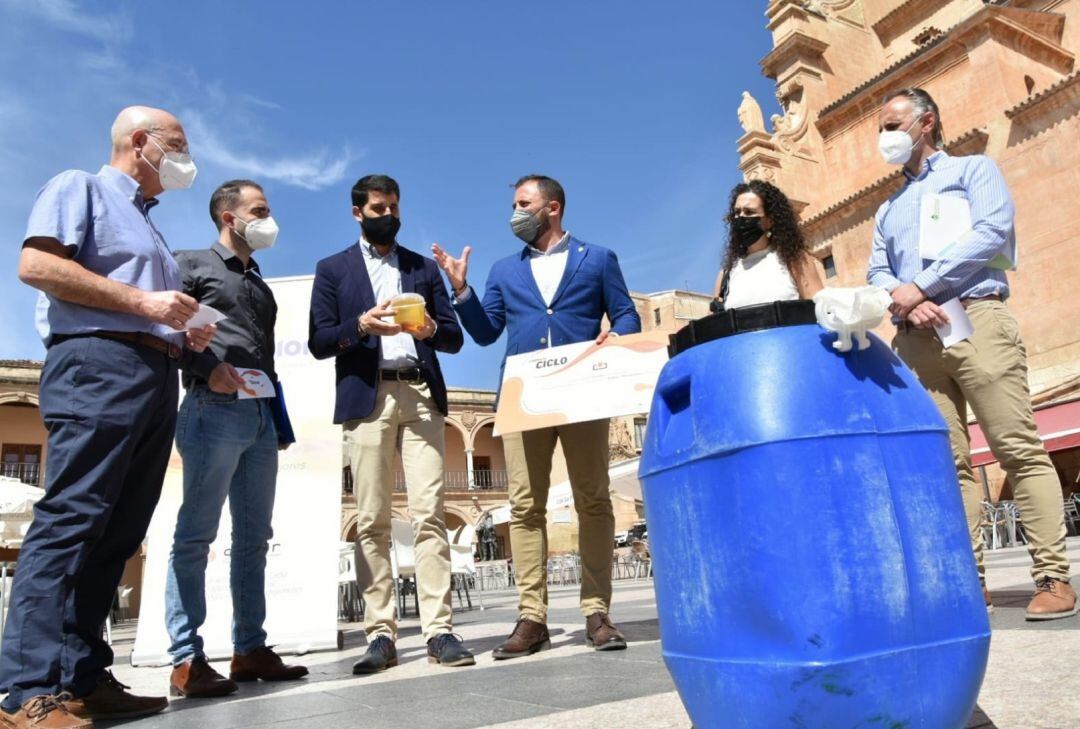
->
xmin=433 ymin=175 xmax=641 ymax=660
xmin=309 ymin=175 xmax=474 ymax=674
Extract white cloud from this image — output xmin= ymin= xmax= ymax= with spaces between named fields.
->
xmin=0 ymin=0 xmax=133 ymax=45
xmin=184 ymin=110 xmax=356 ymax=191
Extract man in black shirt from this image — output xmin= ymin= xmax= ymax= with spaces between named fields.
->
xmin=165 ymin=179 xmax=307 ymax=699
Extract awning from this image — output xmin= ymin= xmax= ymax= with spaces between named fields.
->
xmin=970 ymin=398 xmax=1080 ymax=467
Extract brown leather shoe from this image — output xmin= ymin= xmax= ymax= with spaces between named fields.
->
xmin=1025 ymin=577 xmax=1078 ymax=621
xmin=230 ymin=646 xmax=308 ymax=682
xmin=983 ymin=584 xmax=994 ymax=614
xmin=64 ymin=672 xmax=165 ymax=721
xmin=0 ymin=694 xmax=91 ymax=728
xmin=492 ymin=617 xmax=551 ymax=660
xmin=169 ymin=657 xmax=238 ymax=698
xmin=586 ymin=612 xmax=627 ymax=651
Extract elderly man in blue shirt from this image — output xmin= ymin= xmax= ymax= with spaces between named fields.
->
xmin=1 ymin=106 xmax=215 ymax=729
xmin=868 ymin=88 xmax=1075 ymax=622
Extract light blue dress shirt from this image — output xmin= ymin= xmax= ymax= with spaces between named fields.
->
xmin=867 ymin=151 xmax=1014 ymax=302
xmin=24 ymin=165 xmax=184 ymax=346
xmin=358 ymin=239 xmax=419 ymax=369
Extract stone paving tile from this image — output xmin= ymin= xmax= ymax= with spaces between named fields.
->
xmin=88 ymin=539 xmax=1080 ymax=728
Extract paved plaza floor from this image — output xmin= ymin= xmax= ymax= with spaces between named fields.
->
xmin=98 ymin=538 xmax=1080 ymax=729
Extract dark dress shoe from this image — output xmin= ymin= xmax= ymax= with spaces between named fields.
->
xmin=426 ymin=633 xmax=476 ymax=667
xmin=170 ymin=657 xmax=239 ymax=698
xmin=352 ymin=635 xmax=397 ymax=675
xmin=66 ymin=671 xmax=168 ymax=720
xmin=492 ymin=618 xmax=551 ymax=660
xmin=230 ymin=646 xmax=309 ymax=682
xmin=586 ymin=612 xmax=627 ymax=651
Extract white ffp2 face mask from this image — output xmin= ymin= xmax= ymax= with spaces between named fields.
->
xmin=234 ymin=215 xmax=279 ymax=250
xmin=878 ymin=118 xmax=923 ymax=165
xmin=145 ymin=136 xmax=198 ymax=190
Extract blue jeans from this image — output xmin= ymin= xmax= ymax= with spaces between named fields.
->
xmin=0 ymin=337 xmax=177 ymax=710
xmin=165 ymin=386 xmax=278 ymax=664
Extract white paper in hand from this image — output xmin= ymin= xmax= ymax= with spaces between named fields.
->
xmin=933 ymin=297 xmax=974 ymax=348
xmin=236 ymin=368 xmax=275 ymax=399
xmin=172 ymin=303 xmax=227 ymax=332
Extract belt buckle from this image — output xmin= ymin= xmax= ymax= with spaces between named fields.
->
xmin=168 ymin=343 xmax=182 ymax=360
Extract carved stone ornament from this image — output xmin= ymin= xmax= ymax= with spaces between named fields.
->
xmin=460 ymin=410 xmax=477 ymax=429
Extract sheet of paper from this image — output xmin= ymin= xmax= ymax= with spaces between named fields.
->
xmin=494 ymin=331 xmax=670 ymax=436
xmin=919 ymin=193 xmax=972 ymax=262
xmin=236 ymin=368 xmax=276 ymax=399
xmin=171 ymin=303 xmax=227 ymax=332
xmin=934 ymin=297 xmax=974 ymax=348
xmin=918 ymin=193 xmax=1016 ymax=271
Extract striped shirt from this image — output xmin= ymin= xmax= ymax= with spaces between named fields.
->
xmin=867 ymin=151 xmax=1014 ymax=302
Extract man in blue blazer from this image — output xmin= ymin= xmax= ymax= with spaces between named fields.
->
xmin=433 ymin=175 xmax=641 ymax=660
xmin=309 ymin=175 xmax=474 ymax=674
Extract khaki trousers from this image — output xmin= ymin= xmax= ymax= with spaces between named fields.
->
xmin=502 ymin=418 xmax=615 ymax=622
xmin=893 ymin=301 xmax=1069 ymax=583
xmin=343 ymin=380 xmax=452 ymax=641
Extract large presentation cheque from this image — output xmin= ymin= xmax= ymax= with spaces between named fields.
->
xmin=495 ymin=331 xmax=670 ymax=435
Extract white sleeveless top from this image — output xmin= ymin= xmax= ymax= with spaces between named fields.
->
xmin=723 ymin=248 xmax=799 ymax=309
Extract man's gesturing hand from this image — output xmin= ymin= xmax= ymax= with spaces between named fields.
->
xmin=430 ymin=244 xmax=471 ymax=295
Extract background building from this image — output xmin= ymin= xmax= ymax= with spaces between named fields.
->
xmin=738 ymin=0 xmax=1080 ymax=500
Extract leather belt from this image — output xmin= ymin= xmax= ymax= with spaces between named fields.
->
xmin=960 ymin=294 xmax=1003 ymax=309
xmin=379 ymin=367 xmax=424 ymax=383
xmin=51 ymin=330 xmax=183 ymax=361
xmin=669 ymin=300 xmax=817 ymax=357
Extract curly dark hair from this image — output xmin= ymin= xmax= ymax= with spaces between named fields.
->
xmin=721 ymin=179 xmax=807 ymax=279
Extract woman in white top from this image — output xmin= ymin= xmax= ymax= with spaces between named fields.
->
xmin=712 ymin=180 xmax=823 ymax=310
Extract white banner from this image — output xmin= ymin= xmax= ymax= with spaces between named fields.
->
xmin=133 ymin=275 xmax=341 ymax=665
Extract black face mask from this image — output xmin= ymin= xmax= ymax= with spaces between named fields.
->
xmin=361 ymin=214 xmax=401 ymax=247
xmin=730 ymin=216 xmax=766 ymax=256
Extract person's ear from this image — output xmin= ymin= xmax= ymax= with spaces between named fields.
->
xmin=131 ymin=129 xmax=148 ymax=158
xmin=352 ymin=205 xmax=363 ymax=222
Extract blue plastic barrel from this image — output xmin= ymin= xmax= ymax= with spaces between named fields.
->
xmin=639 ymin=319 xmax=990 ymax=729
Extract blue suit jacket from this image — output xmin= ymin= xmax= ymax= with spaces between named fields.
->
xmin=454 ymin=236 xmax=641 ymax=389
xmin=308 ymin=243 xmax=463 ymax=423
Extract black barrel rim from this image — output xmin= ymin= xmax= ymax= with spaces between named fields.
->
xmin=668 ymin=299 xmax=817 ymax=357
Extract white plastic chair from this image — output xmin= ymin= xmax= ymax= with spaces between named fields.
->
xmin=389 ymin=519 xmax=418 ymax=618
xmin=450 ymin=543 xmax=483 ymax=610
xmin=117 ymin=585 xmax=133 ymax=622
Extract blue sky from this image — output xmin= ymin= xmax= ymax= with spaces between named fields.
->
xmin=0 ymin=0 xmax=781 ymax=390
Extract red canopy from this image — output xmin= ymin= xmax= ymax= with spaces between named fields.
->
xmin=969 ymin=398 xmax=1080 ymax=467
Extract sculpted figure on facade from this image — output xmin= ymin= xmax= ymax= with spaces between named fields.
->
xmin=737 ymin=91 xmax=767 ymax=134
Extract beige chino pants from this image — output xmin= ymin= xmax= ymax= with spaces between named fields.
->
xmin=893 ymin=300 xmax=1069 ymax=583
xmin=343 ymin=380 xmax=453 ymax=641
xmin=502 ymin=418 xmax=615 ymax=623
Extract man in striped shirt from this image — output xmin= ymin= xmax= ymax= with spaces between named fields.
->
xmin=867 ymin=87 xmax=1075 ymax=621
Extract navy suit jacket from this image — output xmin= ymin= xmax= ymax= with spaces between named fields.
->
xmin=308 ymin=243 xmax=463 ymax=423
xmin=454 ymin=236 xmax=641 ymax=392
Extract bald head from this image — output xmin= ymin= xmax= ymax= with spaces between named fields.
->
xmin=110 ymin=105 xmax=182 ymax=150
xmin=108 ymin=105 xmax=190 ymax=197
